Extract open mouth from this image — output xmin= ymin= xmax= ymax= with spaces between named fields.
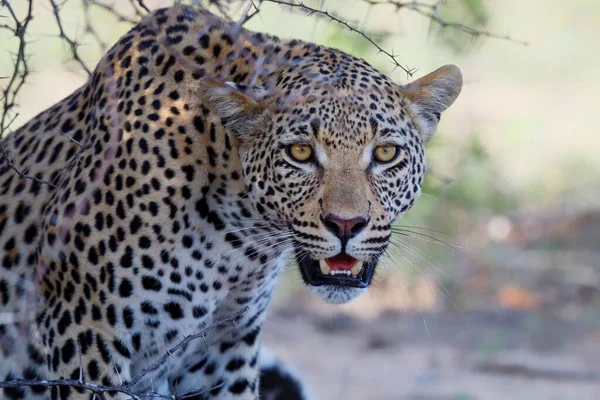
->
xmin=296 ymin=250 xmax=377 ymax=288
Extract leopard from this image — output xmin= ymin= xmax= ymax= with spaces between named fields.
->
xmin=0 ymin=4 xmax=462 ymax=400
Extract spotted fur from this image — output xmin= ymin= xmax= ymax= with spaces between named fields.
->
xmin=0 ymin=5 xmax=461 ymax=399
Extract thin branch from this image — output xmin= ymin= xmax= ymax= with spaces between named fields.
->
xmin=360 ymin=0 xmax=528 ymax=45
xmin=0 ymin=0 xmax=33 ymax=134
xmin=137 ymin=0 xmax=150 ymax=13
xmin=412 ymin=6 xmax=527 ymax=45
xmin=0 ymin=143 xmax=60 ymax=187
xmin=0 ymin=1 xmax=62 ymax=187
xmin=261 ymin=0 xmax=417 ymax=76
xmin=0 ymin=377 xmax=209 ymax=400
xmin=129 ymin=306 xmax=248 ymax=388
xmin=131 ymin=0 xmax=150 ymax=16
xmin=238 ymin=0 xmax=260 ymax=25
xmin=81 ymin=0 xmax=109 ymax=54
xmin=48 ymin=0 xmax=92 ymax=76
xmin=0 ymin=0 xmax=98 ymax=190
xmin=0 ymin=308 xmax=248 ymax=399
xmin=85 ymin=0 xmax=138 ymax=24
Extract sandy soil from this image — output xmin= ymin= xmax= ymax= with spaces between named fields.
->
xmin=263 ymin=306 xmax=600 ymax=400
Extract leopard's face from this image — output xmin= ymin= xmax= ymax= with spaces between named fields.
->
xmin=237 ymin=96 xmax=421 ymax=303
xmin=199 ymin=64 xmax=462 ymax=304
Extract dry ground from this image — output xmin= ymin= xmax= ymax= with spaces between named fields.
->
xmin=263 ymin=206 xmax=600 ymax=400
xmin=263 ymin=305 xmax=600 ymax=400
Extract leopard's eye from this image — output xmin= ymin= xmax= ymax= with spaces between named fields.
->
xmin=374 ymin=144 xmax=399 ymax=163
xmin=287 ymin=144 xmax=313 ymax=163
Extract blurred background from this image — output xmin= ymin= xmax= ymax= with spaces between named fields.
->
xmin=1 ymin=0 xmax=599 ymax=399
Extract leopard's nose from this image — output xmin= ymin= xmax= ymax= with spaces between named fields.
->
xmin=322 ymin=214 xmax=369 ymax=246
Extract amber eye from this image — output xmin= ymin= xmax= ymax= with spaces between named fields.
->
xmin=374 ymin=144 xmax=399 ymax=163
xmin=287 ymin=144 xmax=313 ymax=163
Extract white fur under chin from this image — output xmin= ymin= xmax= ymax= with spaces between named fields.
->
xmin=308 ymin=284 xmax=367 ymax=304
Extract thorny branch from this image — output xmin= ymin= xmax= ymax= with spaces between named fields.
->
xmin=129 ymin=307 xmax=248 ymax=388
xmin=49 ymin=0 xmax=92 ymax=76
xmin=84 ymin=0 xmax=139 ymax=24
xmin=0 ymin=0 xmax=523 ymax=394
xmin=261 ymin=0 xmax=418 ymax=75
xmin=0 ymin=0 xmax=33 ymax=134
xmin=0 ymin=0 xmax=58 ymax=186
xmin=361 ymin=0 xmax=527 ymax=45
xmin=0 ymin=0 xmax=525 ymax=136
xmin=81 ymin=0 xmax=110 ymax=54
xmin=0 ymin=308 xmax=248 ymax=399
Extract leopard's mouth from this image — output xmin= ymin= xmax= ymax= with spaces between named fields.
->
xmin=295 ymin=250 xmax=376 ymax=288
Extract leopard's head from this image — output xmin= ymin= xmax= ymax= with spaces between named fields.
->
xmin=200 ymin=57 xmax=462 ymax=304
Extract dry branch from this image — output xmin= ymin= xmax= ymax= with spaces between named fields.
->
xmin=360 ymin=0 xmax=527 ymax=45
xmin=0 ymin=0 xmax=54 ymax=186
xmin=86 ymin=0 xmax=139 ymax=24
xmin=49 ymin=0 xmax=92 ymax=76
xmin=261 ymin=0 xmax=417 ymax=75
xmin=0 ymin=0 xmax=526 ymax=139
xmin=0 ymin=307 xmax=248 ymax=399
xmin=0 ymin=0 xmax=33 ymax=134
xmin=0 ymin=0 xmax=525 ymax=396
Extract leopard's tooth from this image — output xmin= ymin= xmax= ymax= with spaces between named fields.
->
xmin=351 ymin=261 xmax=363 ymax=278
xmin=319 ymin=259 xmax=330 ymax=275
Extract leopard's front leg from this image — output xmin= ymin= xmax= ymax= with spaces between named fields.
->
xmin=205 ymin=324 xmax=262 ymax=399
xmin=170 ymin=318 xmax=263 ymax=399
xmin=171 ymin=267 xmax=281 ymax=399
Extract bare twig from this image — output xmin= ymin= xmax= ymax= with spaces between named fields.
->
xmin=129 ymin=307 xmax=248 ymax=388
xmin=136 ymin=0 xmax=150 ymax=13
xmin=85 ymin=0 xmax=138 ymax=24
xmin=261 ymin=0 xmax=418 ymax=76
xmin=131 ymin=0 xmax=150 ymax=15
xmin=0 ymin=377 xmax=211 ymax=400
xmin=0 ymin=0 xmax=33 ymax=134
xmin=409 ymin=5 xmax=527 ymax=45
xmin=360 ymin=0 xmax=527 ymax=45
xmin=48 ymin=0 xmax=92 ymax=75
xmin=0 ymin=1 xmax=529 ymax=397
xmin=238 ymin=0 xmax=260 ymax=25
xmin=1 ymin=0 xmax=526 ymax=139
xmin=0 ymin=308 xmax=248 ymax=399
xmin=0 ymin=143 xmax=60 ymax=187
xmin=50 ymin=130 xmax=95 ymax=187
xmin=81 ymin=0 xmax=109 ymax=54
xmin=0 ymin=1 xmax=65 ymax=187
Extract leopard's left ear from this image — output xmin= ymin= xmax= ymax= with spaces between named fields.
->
xmin=400 ymin=64 xmax=462 ymax=141
xmin=197 ymin=77 xmax=268 ymax=139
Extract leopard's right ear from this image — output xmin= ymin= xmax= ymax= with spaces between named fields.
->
xmin=399 ymin=65 xmax=462 ymax=142
xmin=197 ymin=77 xmax=267 ymax=139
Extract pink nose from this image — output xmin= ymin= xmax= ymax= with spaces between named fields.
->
xmin=322 ymin=214 xmax=368 ymax=245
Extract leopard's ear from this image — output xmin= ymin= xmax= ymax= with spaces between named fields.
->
xmin=400 ymin=65 xmax=462 ymax=141
xmin=197 ymin=77 xmax=267 ymax=139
